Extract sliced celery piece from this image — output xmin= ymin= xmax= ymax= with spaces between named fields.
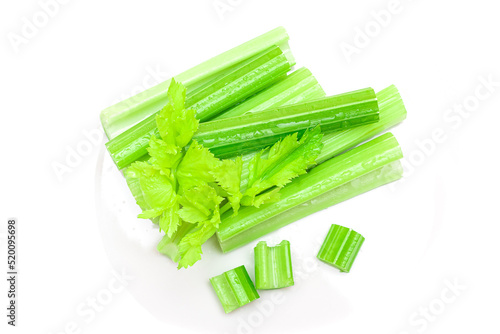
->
xmin=210 ymin=265 xmax=259 ymax=313
xmin=317 ymin=225 xmax=365 ymax=273
xmin=101 ymin=27 xmax=294 ymax=139
xmin=216 ymin=133 xmax=403 ymax=252
xmin=213 ymin=67 xmax=325 ymax=120
xmin=254 ymin=240 xmax=294 ymax=289
xmin=195 ymin=87 xmax=379 ymax=159
xmin=106 ymin=46 xmax=292 ymax=169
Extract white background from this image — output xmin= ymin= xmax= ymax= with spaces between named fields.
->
xmin=2 ymin=0 xmax=500 ymax=333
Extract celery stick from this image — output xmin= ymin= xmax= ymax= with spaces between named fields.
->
xmin=317 ymin=225 xmax=365 ymax=273
xmin=213 ymin=67 xmax=325 ymax=120
xmin=157 ymin=222 xmax=195 ymax=262
xmin=236 ymin=84 xmax=407 ymax=184
xmin=317 ymin=84 xmax=407 ymax=163
xmin=216 ymin=133 xmax=403 ymax=252
xmin=106 ymin=46 xmax=292 ymax=169
xmin=195 ymin=88 xmax=379 ymax=159
xmin=192 ymin=46 xmax=291 ymax=121
xmin=210 ymin=265 xmax=259 ymax=313
xmin=254 ymin=240 xmax=294 ymax=289
xmin=101 ymin=27 xmax=294 ymax=139
xmin=220 ymin=161 xmax=402 ymax=253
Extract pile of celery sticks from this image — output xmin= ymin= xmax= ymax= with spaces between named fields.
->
xmin=101 ymin=27 xmax=407 ymax=272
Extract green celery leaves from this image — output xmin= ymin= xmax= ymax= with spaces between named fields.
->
xmin=213 ymin=126 xmax=323 ymax=211
xmin=127 ymin=79 xmax=324 ymax=268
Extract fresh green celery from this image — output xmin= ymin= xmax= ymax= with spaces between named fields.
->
xmin=101 ymin=27 xmax=294 ymax=139
xmin=237 ymin=161 xmax=402 ymax=244
xmin=216 ymin=133 xmax=403 ymax=252
xmin=213 ymin=67 xmax=325 ymax=120
xmin=317 ymin=84 xmax=407 ymax=164
xmin=317 ymin=225 xmax=365 ymax=273
xmin=210 ymin=265 xmax=259 ymax=313
xmin=106 ymin=46 xmax=292 ymax=169
xmin=236 ymin=84 xmax=407 ymax=184
xmin=254 ymin=240 xmax=294 ymax=289
xmin=195 ymin=88 xmax=379 ymax=159
xmin=157 ymin=222 xmax=195 ymax=262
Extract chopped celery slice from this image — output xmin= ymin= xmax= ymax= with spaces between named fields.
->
xmin=195 ymin=87 xmax=379 ymax=159
xmin=101 ymin=27 xmax=294 ymax=139
xmin=213 ymin=67 xmax=325 ymax=120
xmin=216 ymin=133 xmax=403 ymax=252
xmin=210 ymin=265 xmax=259 ymax=313
xmin=106 ymin=46 xmax=292 ymax=169
xmin=254 ymin=240 xmax=294 ymax=289
xmin=317 ymin=225 xmax=365 ymax=273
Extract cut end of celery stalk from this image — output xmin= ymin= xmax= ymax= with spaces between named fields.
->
xmin=317 ymin=225 xmax=365 ymax=273
xmin=254 ymin=240 xmax=294 ymax=290
xmin=210 ymin=265 xmax=260 ymax=313
xmin=317 ymin=84 xmax=407 ymax=164
xmin=100 ymin=26 xmax=294 ymax=140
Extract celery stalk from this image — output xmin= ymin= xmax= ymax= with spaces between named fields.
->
xmin=210 ymin=265 xmax=259 ymax=313
xmin=216 ymin=133 xmax=403 ymax=252
xmin=101 ymin=27 xmax=294 ymax=139
xmin=106 ymin=46 xmax=292 ymax=169
xmin=218 ymin=161 xmax=402 ymax=253
xmin=317 ymin=84 xmax=407 ymax=163
xmin=157 ymin=222 xmax=195 ymax=262
xmin=317 ymin=224 xmax=365 ymax=273
xmin=236 ymin=84 xmax=407 ymax=184
xmin=213 ymin=67 xmax=325 ymax=120
xmin=195 ymin=87 xmax=379 ymax=159
xmin=254 ymin=240 xmax=294 ymax=289
xmin=221 ymin=161 xmax=402 ymax=253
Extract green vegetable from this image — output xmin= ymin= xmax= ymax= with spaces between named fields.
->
xmin=213 ymin=126 xmax=324 ymax=215
xmin=195 ymin=87 xmax=379 ymax=159
xmin=210 ymin=265 xmax=259 ymax=313
xmin=157 ymin=126 xmax=325 ymax=266
xmin=213 ymin=67 xmax=325 ymax=120
xmin=157 ymin=222 xmax=194 ymax=262
xmin=101 ymin=27 xmax=294 ymax=139
xmin=106 ymin=46 xmax=292 ymax=169
xmin=235 ymin=84 xmax=407 ymax=187
xmin=125 ymin=79 xmax=222 ymax=268
xmin=254 ymin=240 xmax=294 ymax=289
xmin=128 ymin=80 xmax=325 ymax=268
xmin=216 ymin=132 xmax=403 ymax=252
xmin=317 ymin=224 xmax=365 ymax=273
xmin=231 ymin=161 xmax=402 ymax=250
xmin=131 ymin=84 xmax=407 ymax=266
xmin=317 ymin=84 xmax=407 ymax=164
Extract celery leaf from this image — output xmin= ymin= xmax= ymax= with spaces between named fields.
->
xmin=178 ymin=185 xmax=223 ymax=226
xmin=243 ymin=126 xmax=323 ymax=206
xmin=211 ymin=157 xmax=243 ymax=215
xmin=176 ymin=140 xmax=220 ymax=191
xmin=156 ymin=78 xmax=199 ymax=151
